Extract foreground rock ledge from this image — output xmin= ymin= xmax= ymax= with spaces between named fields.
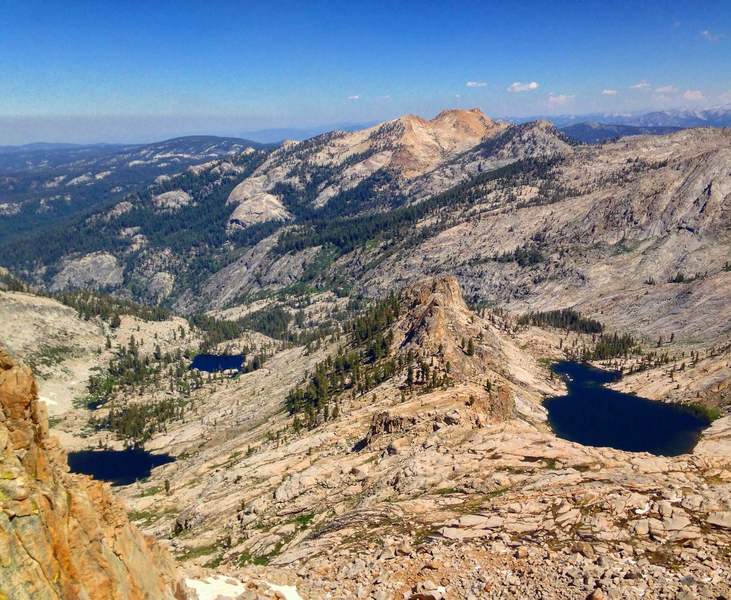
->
xmin=0 ymin=348 xmax=180 ymax=600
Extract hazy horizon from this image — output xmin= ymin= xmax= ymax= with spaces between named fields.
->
xmin=4 ymin=102 xmax=731 ymax=146
xmin=2 ymin=0 xmax=729 ymax=144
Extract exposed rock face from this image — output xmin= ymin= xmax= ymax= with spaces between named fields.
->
xmin=363 ymin=411 xmax=417 ymax=447
xmin=569 ymin=129 xmax=731 ymax=240
xmin=225 ymin=108 xmax=510 ymax=228
xmin=147 ymin=271 xmax=175 ymax=302
xmin=0 ymin=348 xmax=180 ymax=599
xmin=104 ymin=200 xmax=134 ymax=221
xmin=193 ymin=235 xmax=320 ymax=311
xmin=0 ymin=202 xmax=21 ymax=216
xmin=395 ymin=275 xmax=513 ymax=389
xmin=228 ymin=192 xmax=292 ymax=228
xmin=387 ymin=108 xmax=506 ymax=177
xmin=50 ymin=251 xmax=123 ymax=292
xmin=151 ymin=190 xmax=193 ymax=212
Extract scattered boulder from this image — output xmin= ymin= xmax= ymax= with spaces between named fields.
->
xmin=706 ymin=511 xmax=731 ymax=529
xmin=363 ymin=411 xmax=417 ymax=447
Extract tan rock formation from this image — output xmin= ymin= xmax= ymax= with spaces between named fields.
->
xmin=224 ymin=108 xmax=510 ymax=229
xmin=0 ymin=348 xmax=180 ymax=599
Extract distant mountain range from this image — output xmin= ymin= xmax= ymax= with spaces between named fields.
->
xmin=0 ymin=104 xmax=728 ymax=257
xmin=2 ymin=107 xmax=728 ymax=150
xmin=528 ymin=105 xmax=731 ymax=129
xmin=239 ymin=121 xmax=379 ymax=143
xmin=0 ymin=142 xmax=100 ymax=154
xmin=0 ymin=135 xmax=271 ymax=240
xmin=558 ymin=123 xmax=684 ymax=144
xmin=241 ymin=106 xmax=731 ymax=144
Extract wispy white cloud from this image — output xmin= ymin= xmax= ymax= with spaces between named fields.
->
xmin=601 ymin=89 xmax=618 ymax=96
xmin=683 ymin=89 xmax=704 ymax=101
xmin=547 ymin=93 xmax=575 ymax=106
xmin=700 ymin=29 xmax=722 ymax=42
xmin=507 ymin=81 xmax=539 ymax=93
xmin=466 ymin=81 xmax=487 ymax=88
xmin=630 ymin=80 xmax=651 ymax=90
xmin=347 ymin=95 xmax=361 ymax=101
xmin=654 ymin=85 xmax=677 ymax=94
xmin=455 ymin=93 xmax=462 ymax=99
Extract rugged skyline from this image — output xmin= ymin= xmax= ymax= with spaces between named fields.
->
xmin=1 ymin=105 xmax=730 ymax=599
xmin=2 ymin=0 xmax=730 ymax=143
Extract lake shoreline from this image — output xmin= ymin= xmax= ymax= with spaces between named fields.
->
xmin=545 ymin=360 xmax=709 ymax=456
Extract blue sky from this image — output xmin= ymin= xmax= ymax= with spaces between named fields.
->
xmin=1 ymin=0 xmax=729 ymax=143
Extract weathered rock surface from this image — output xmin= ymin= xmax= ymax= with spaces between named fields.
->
xmin=194 ymin=234 xmax=322 ymax=310
xmin=151 ymin=189 xmax=193 ymax=212
xmin=228 ymin=191 xmax=292 ymax=228
xmin=50 ymin=251 xmax=124 ymax=292
xmin=147 ymin=271 xmax=175 ymax=302
xmin=0 ymin=290 xmax=106 ymax=415
xmin=0 ymin=348 xmax=180 ymax=599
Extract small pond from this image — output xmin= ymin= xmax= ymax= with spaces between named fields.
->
xmin=67 ymin=449 xmax=175 ymax=486
xmin=190 ymin=353 xmax=243 ymax=372
xmin=545 ymin=361 xmax=709 ymax=456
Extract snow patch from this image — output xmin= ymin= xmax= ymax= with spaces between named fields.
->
xmin=268 ymin=583 xmax=303 ymax=600
xmin=184 ymin=576 xmax=303 ymax=600
xmin=184 ymin=576 xmax=247 ymax=600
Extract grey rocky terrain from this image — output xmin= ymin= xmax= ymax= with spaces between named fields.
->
xmin=16 ymin=275 xmax=726 ymax=600
xmin=1 ymin=109 xmax=730 ymax=599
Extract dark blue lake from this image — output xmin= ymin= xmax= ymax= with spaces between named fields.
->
xmin=545 ymin=361 xmax=709 ymax=456
xmin=67 ymin=449 xmax=174 ymax=486
xmin=190 ymin=353 xmax=243 ymax=372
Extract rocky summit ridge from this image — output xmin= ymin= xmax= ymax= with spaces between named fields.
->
xmin=224 ymin=108 xmax=511 ymax=228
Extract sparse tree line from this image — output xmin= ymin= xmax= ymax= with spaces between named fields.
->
xmin=493 ymin=243 xmax=546 ymax=267
xmin=90 ymin=396 xmax=190 ymax=447
xmin=0 ymin=270 xmax=170 ymax=324
xmin=571 ymin=333 xmax=641 ymax=361
xmin=286 ymin=294 xmax=459 ymax=430
xmin=286 ymin=295 xmax=401 ymax=426
xmin=273 ymin=158 xmax=556 ymax=259
xmin=517 ymin=308 xmax=603 ymax=334
xmin=56 ymin=289 xmax=170 ymax=323
xmin=83 ymin=335 xmax=196 ymax=407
